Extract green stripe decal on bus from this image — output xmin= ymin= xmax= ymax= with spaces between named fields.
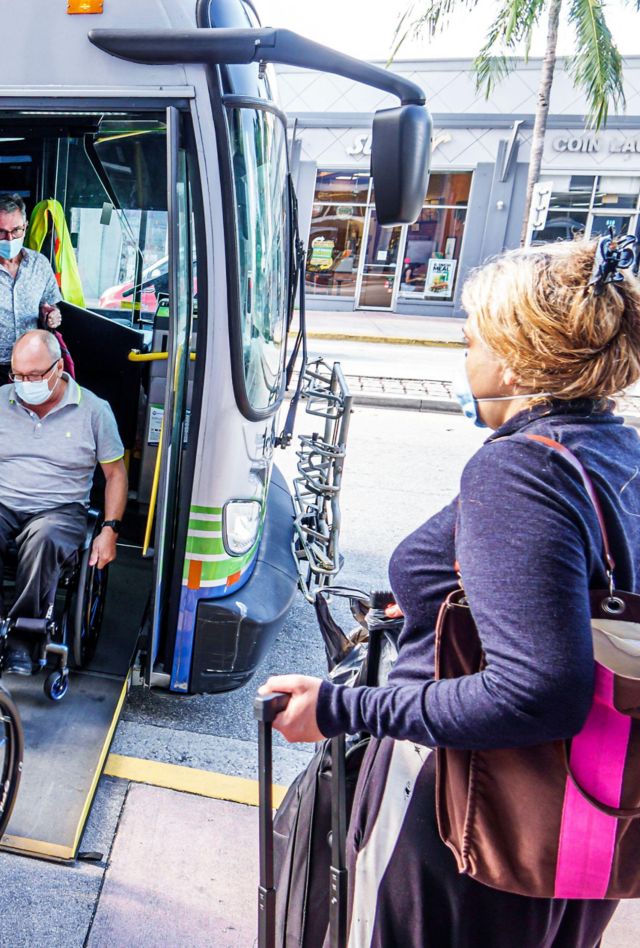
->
xmin=182 ymin=544 xmax=258 ymax=583
xmin=182 ymin=503 xmax=264 ymax=590
xmin=188 ymin=519 xmax=222 ymax=532
xmin=189 ymin=559 xmax=251 ymax=582
xmin=186 ymin=536 xmax=226 ymax=556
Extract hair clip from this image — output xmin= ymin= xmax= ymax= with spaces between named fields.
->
xmin=589 ymin=227 xmax=637 ymax=296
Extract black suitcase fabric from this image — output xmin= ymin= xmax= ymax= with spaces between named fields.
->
xmin=273 ymin=737 xmax=369 ymax=947
xmin=255 ymin=590 xmax=401 ymax=948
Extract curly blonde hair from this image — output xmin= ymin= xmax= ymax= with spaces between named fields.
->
xmin=461 ymin=239 xmax=640 ymax=401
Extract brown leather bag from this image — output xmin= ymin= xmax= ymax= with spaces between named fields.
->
xmin=434 ymin=435 xmax=640 ymax=899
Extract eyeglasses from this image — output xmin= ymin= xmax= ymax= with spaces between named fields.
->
xmin=0 ymin=225 xmax=26 ymax=240
xmin=9 ymin=360 xmax=58 ymax=383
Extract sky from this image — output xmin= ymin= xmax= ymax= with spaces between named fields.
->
xmin=256 ymin=0 xmax=640 ymax=62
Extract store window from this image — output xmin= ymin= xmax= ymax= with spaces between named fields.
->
xmin=306 ymin=169 xmax=369 ymax=299
xmin=306 ymin=169 xmax=472 ymax=303
xmin=313 ymin=169 xmax=370 ymax=203
xmin=399 ymin=172 xmax=472 ymax=301
xmin=532 ymin=175 xmax=640 ymax=244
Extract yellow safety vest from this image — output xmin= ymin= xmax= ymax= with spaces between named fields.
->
xmin=25 ymin=199 xmax=85 ymax=308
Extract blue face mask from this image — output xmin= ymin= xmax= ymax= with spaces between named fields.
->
xmin=452 ymin=365 xmax=488 ymax=428
xmin=0 ymin=236 xmax=24 ymax=260
xmin=15 ymin=376 xmax=57 ymax=406
xmin=453 ymin=357 xmax=550 ymax=428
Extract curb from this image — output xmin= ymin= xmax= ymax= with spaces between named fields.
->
xmin=341 ymin=392 xmax=640 ymax=427
xmin=289 ymin=330 xmax=465 ymax=349
xmin=287 ymin=378 xmax=640 ymax=423
xmin=350 ymin=393 xmax=461 ymax=413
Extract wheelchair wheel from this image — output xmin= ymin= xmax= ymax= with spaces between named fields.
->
xmin=0 ymin=685 xmax=24 ymax=837
xmin=73 ymin=556 xmax=109 ymax=667
xmin=44 ymin=670 xmax=69 ymax=702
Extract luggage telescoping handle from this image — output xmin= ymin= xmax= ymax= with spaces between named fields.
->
xmin=330 ymin=733 xmax=348 ymax=948
xmin=254 ymin=693 xmax=349 ymax=948
xmin=254 ymin=692 xmax=291 ymax=948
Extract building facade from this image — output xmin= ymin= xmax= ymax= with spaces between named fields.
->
xmin=277 ymin=56 xmax=640 ymax=317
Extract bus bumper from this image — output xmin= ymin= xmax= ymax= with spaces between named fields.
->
xmin=188 ymin=466 xmax=298 ymax=694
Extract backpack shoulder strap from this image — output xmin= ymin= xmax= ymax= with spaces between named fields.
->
xmin=524 ymin=433 xmax=616 ymax=579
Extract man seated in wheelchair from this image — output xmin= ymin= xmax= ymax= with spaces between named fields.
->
xmin=0 ymin=330 xmax=127 ymax=674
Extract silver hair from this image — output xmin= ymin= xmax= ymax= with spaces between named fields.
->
xmin=0 ymin=193 xmax=27 ymax=221
xmin=14 ymin=329 xmax=62 ymax=362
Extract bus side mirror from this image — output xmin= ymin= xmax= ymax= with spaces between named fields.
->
xmin=371 ymin=105 xmax=432 ymax=226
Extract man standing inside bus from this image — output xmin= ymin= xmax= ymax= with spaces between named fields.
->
xmin=0 ymin=194 xmax=63 ymax=385
xmin=0 ymin=330 xmax=128 ymax=674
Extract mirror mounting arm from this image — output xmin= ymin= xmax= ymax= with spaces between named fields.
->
xmin=88 ymin=27 xmax=426 ymax=107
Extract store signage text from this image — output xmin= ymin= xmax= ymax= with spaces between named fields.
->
xmin=552 ymin=134 xmax=640 ymax=154
xmin=346 ymin=131 xmax=452 ymax=157
xmin=346 ymin=134 xmax=371 ymax=157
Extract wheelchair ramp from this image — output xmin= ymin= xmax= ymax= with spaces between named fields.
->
xmin=0 ymin=671 xmax=128 ymax=861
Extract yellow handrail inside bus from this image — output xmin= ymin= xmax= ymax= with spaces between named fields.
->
xmin=137 ymin=347 xmax=194 ymax=555
xmin=143 ymin=419 xmax=163 ymax=557
xmin=128 ymin=351 xmax=196 ymax=362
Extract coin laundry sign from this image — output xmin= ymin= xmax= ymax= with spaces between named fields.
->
xmin=552 ymin=134 xmax=640 ymax=154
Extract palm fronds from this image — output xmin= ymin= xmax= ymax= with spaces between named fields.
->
xmin=568 ymin=0 xmax=625 ymax=128
xmin=472 ymin=0 xmax=546 ymax=96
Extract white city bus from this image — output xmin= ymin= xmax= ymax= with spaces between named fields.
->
xmin=0 ymin=0 xmax=431 ymax=859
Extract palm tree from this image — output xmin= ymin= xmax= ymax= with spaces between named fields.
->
xmin=393 ymin=0 xmax=638 ymax=245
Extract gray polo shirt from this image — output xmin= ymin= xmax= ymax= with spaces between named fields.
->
xmin=0 ymin=375 xmax=124 ymax=514
xmin=0 ymin=248 xmax=62 ymax=363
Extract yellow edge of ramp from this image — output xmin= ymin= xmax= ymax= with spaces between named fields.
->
xmin=72 ymin=676 xmax=130 ymax=854
xmin=104 ymin=754 xmax=288 ymax=808
xmin=0 ymin=836 xmax=75 ymax=861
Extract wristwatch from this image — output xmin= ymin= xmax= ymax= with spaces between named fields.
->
xmin=101 ymin=519 xmax=121 ymax=535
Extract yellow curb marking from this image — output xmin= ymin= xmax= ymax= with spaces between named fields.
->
xmin=288 ymin=330 xmax=464 ymax=349
xmin=104 ymin=753 xmax=288 ymax=808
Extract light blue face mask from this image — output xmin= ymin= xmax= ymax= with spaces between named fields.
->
xmin=0 ymin=236 xmax=24 ymax=260
xmin=452 ymin=358 xmax=549 ymax=429
xmin=452 ymin=365 xmax=489 ymax=428
xmin=14 ymin=368 xmax=60 ymax=406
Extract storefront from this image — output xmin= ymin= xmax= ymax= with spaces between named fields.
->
xmin=307 ymin=169 xmax=472 ymax=309
xmin=277 ymin=56 xmax=640 ymax=316
xmin=532 ymin=130 xmax=640 ymax=242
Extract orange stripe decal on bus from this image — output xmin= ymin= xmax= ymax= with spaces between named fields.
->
xmin=187 ymin=559 xmax=202 ymax=590
xmin=227 ymin=570 xmax=242 ymax=587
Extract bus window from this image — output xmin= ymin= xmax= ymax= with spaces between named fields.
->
xmin=64 ymin=120 xmax=169 ymax=319
xmin=0 ymin=111 xmax=172 ymax=322
xmin=227 ymin=106 xmax=289 ymax=412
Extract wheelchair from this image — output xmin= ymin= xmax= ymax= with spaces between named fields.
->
xmin=0 ymin=508 xmax=109 ymax=701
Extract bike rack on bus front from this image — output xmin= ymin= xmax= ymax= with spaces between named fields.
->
xmin=291 ymin=359 xmax=352 ymax=603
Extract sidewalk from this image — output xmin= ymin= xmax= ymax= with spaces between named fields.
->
xmin=297 ymin=308 xmax=465 ymax=347
xmin=1 ymin=748 xmax=635 ymax=946
xmin=68 ymin=773 xmax=640 ymax=946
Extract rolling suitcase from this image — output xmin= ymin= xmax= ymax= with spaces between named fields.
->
xmin=254 ymin=692 xmax=348 ymax=948
xmin=253 ymin=590 xmax=402 ymax=948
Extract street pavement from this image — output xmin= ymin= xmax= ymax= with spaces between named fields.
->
xmin=0 ymin=320 xmax=638 ymax=945
xmin=300 ymin=308 xmax=640 ymax=421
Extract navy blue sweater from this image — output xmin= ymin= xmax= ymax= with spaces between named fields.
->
xmin=317 ymin=400 xmax=640 ymax=749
